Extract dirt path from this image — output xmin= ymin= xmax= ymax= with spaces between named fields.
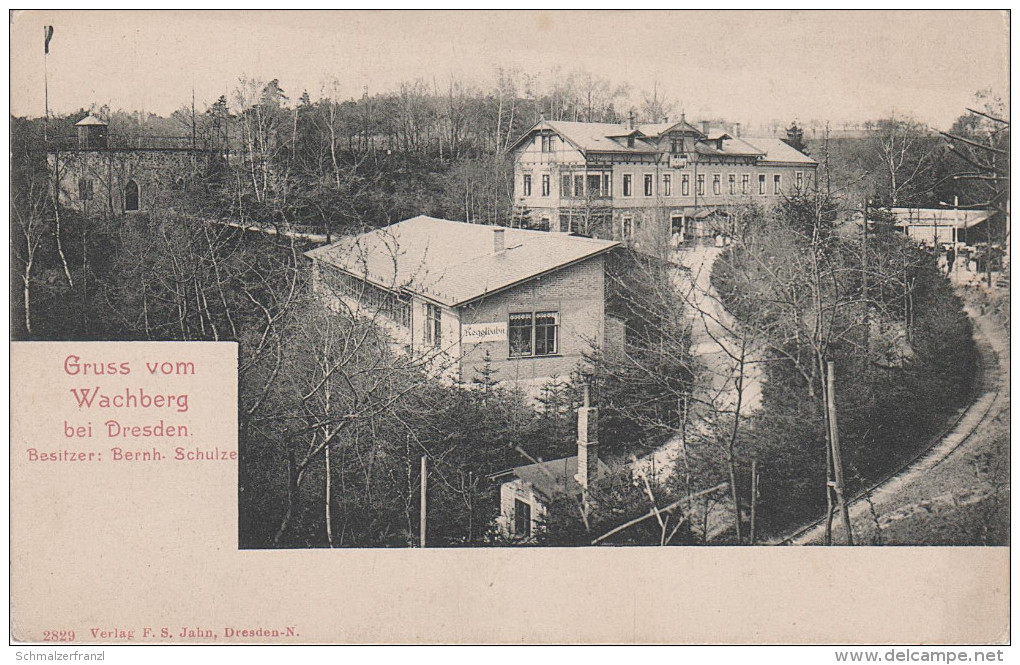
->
xmin=673 ymin=244 xmax=763 ymax=416
xmin=776 ymin=298 xmax=1010 ymax=545
xmin=633 ymin=244 xmax=763 ymax=481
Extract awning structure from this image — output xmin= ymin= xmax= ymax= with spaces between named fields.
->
xmin=888 ymin=207 xmax=993 ymax=230
xmin=690 ymin=207 xmax=729 ymax=220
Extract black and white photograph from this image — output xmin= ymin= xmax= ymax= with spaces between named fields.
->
xmin=11 ymin=10 xmax=1009 ymax=556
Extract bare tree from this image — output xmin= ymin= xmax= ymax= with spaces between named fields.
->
xmin=865 ymin=115 xmax=942 ymax=206
xmin=11 ymin=172 xmax=49 ymax=334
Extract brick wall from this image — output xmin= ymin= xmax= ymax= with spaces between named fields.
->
xmin=457 ymin=256 xmax=606 ymax=389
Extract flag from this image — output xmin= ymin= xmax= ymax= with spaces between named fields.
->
xmin=44 ymin=25 xmax=54 ymax=54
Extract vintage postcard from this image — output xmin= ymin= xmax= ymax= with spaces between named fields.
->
xmin=9 ymin=9 xmax=1010 ymax=645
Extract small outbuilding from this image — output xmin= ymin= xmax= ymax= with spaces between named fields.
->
xmin=885 ymin=207 xmax=994 ymax=246
xmin=498 ymin=385 xmax=607 ymax=540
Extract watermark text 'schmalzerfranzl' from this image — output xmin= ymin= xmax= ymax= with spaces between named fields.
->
xmin=14 ymin=653 xmax=105 ymax=661
xmin=835 ymin=649 xmax=1004 ymax=662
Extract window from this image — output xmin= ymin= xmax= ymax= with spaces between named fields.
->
xmin=622 ymin=215 xmax=634 ymax=239
xmin=541 ymin=134 xmax=553 ymax=152
xmin=603 ymin=173 xmax=612 ymax=195
xmin=644 ymin=174 xmax=653 ymax=197
xmin=712 ymin=174 xmax=721 ymax=195
xmin=538 ymin=215 xmax=551 ymax=231
xmin=424 ymin=303 xmax=442 ymax=348
xmin=124 ymin=180 xmax=140 ymax=211
xmin=587 ymin=174 xmax=602 ymax=197
xmin=78 ymin=178 xmax=94 ymax=201
xmin=561 ymin=174 xmax=571 ymax=197
xmin=728 ymin=174 xmax=736 ymax=195
xmin=319 ymin=265 xmax=410 ymax=328
xmin=514 ymin=499 xmax=531 ymax=537
xmin=796 ymin=171 xmax=804 ymax=190
xmin=671 ymin=137 xmax=683 ymax=154
xmin=627 ymin=136 xmax=635 ymax=148
xmin=696 ymin=174 xmax=705 ymax=196
xmin=742 ymin=174 xmax=750 ymax=194
xmin=535 ymin=312 xmax=558 ymax=355
xmin=623 ymin=174 xmax=633 ymax=197
xmin=509 ymin=312 xmax=534 ymax=356
xmin=574 ymin=175 xmax=584 ymax=198
xmin=523 ymin=174 xmax=532 ymax=197
xmin=663 ymin=173 xmax=672 ymax=197
xmin=681 ymin=174 xmax=690 ymax=196
xmin=773 ymin=174 xmax=781 ymax=195
xmin=541 ymin=174 xmax=550 ymax=197
xmin=509 ymin=311 xmax=558 ymax=358
xmin=758 ymin=174 xmax=766 ymax=195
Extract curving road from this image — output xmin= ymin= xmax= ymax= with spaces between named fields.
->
xmin=774 ymin=299 xmax=1010 ymax=545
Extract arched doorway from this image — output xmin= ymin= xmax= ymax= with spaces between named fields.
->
xmin=124 ymin=180 xmax=140 ymax=212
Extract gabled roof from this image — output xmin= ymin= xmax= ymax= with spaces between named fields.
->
xmin=508 ymin=119 xmax=816 ymax=165
xmin=305 ymin=216 xmax=619 ymax=308
xmin=545 ymin=120 xmax=657 ymax=153
xmin=511 ymin=455 xmax=610 ymax=499
xmin=508 ymin=119 xmax=657 ymax=155
xmin=738 ymin=137 xmax=817 ymax=165
xmin=75 ymin=114 xmax=108 ymax=126
xmin=605 ymin=127 xmax=645 ymax=138
xmin=638 ymin=117 xmax=706 ymax=138
xmin=715 ymin=136 xmax=767 ymax=157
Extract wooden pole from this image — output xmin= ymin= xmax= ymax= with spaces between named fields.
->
xmin=419 ymin=455 xmax=427 ymax=548
xmin=862 ymin=197 xmax=869 ymax=352
xmin=325 ymin=445 xmax=333 ymax=548
xmin=827 ymin=361 xmax=854 ymax=545
xmin=750 ymin=458 xmax=758 ymax=545
xmin=822 ymin=367 xmax=834 ymax=546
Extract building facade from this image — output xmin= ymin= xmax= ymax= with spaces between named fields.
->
xmin=305 ymin=216 xmax=621 ymax=393
xmin=508 ymin=116 xmax=818 ymax=251
xmin=46 ymin=114 xmax=217 ymax=217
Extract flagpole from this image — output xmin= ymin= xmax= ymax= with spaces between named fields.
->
xmin=43 ymin=26 xmax=49 ymax=143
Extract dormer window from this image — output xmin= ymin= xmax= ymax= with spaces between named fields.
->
xmin=540 ymin=134 xmax=553 ymax=152
xmin=671 ymin=137 xmax=683 ymax=154
xmin=627 ymin=136 xmax=635 ymax=148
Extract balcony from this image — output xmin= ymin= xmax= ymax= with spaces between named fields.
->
xmin=559 ymin=192 xmax=613 ymax=204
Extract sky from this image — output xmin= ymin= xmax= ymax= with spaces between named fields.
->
xmin=9 ymin=10 xmax=1010 ymax=131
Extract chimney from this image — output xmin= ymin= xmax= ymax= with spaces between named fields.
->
xmin=735 ymin=122 xmax=742 ymax=138
xmin=664 ymin=115 xmax=669 ymax=124
xmin=575 ymin=381 xmax=599 ymax=490
xmin=701 ymin=120 xmax=710 ymax=134
xmin=628 ymin=110 xmax=635 ymax=130
xmin=493 ymin=227 xmax=505 ymax=253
